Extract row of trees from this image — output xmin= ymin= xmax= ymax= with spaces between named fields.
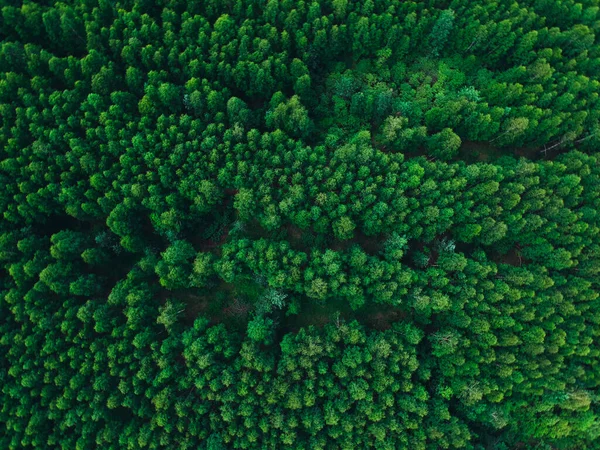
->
xmin=1 ymin=218 xmax=598 ymax=448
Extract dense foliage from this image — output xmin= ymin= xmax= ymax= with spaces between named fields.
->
xmin=1 ymin=0 xmax=600 ymax=448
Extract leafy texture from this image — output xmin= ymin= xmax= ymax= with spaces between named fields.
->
xmin=1 ymin=1 xmax=600 ymax=449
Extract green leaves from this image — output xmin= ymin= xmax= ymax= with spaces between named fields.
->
xmin=426 ymin=128 xmax=461 ymax=160
xmin=247 ymin=315 xmax=274 ymax=344
xmin=265 ymin=94 xmax=313 ymax=138
xmin=155 ymin=240 xmax=196 ymax=290
xmin=430 ymin=9 xmax=455 ymax=57
xmin=332 ymin=216 xmax=355 ymax=240
xmin=1 ymin=1 xmax=600 ymax=449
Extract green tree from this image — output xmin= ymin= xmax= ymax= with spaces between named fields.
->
xmin=155 ymin=240 xmax=196 ymax=290
xmin=430 ymin=9 xmax=455 ymax=56
xmin=426 ymin=128 xmax=461 ymax=160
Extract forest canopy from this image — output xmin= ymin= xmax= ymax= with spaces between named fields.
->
xmin=1 ymin=0 xmax=600 ymax=449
